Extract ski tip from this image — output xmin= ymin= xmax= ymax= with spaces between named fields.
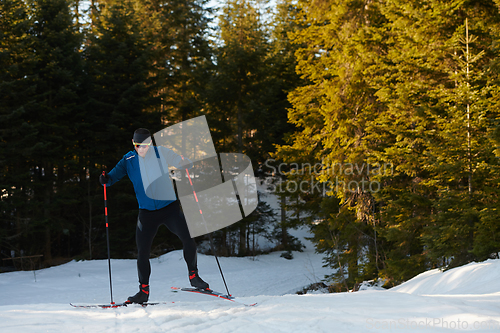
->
xmin=70 ymin=302 xmax=127 ymax=309
xmin=70 ymin=301 xmax=172 ymax=308
xmin=171 ymin=286 xmax=257 ymax=307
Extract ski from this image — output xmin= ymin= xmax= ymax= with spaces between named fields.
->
xmin=70 ymin=301 xmax=173 ymax=309
xmin=171 ymin=287 xmax=257 ymax=307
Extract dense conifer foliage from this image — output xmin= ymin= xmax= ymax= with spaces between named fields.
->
xmin=1 ymin=0 xmax=499 ymax=289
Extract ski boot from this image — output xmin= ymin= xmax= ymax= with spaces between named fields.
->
xmin=189 ymin=270 xmax=209 ymax=290
xmin=125 ymin=284 xmax=149 ymax=304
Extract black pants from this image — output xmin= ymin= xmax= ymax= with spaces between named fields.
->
xmin=136 ymin=200 xmax=197 ymax=285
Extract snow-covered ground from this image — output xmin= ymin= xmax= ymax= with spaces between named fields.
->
xmin=1 ymin=227 xmax=500 ymax=333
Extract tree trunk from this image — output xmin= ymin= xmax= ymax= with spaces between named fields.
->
xmin=281 ymin=194 xmax=288 ymax=249
xmin=239 ymin=223 xmax=247 ymax=256
xmin=44 ymin=163 xmax=52 ymax=263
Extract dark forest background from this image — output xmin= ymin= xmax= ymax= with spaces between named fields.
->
xmin=1 ymin=0 xmax=500 ymax=290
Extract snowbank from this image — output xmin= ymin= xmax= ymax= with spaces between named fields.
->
xmin=392 ymin=259 xmax=500 ymax=295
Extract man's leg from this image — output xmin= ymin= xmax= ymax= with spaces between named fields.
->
xmin=164 ymin=201 xmax=209 ymax=289
xmin=136 ymin=212 xmax=161 ymax=285
xmin=127 ymin=210 xmax=161 ymax=303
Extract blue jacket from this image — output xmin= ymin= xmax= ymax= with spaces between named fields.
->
xmin=105 ymin=146 xmax=191 ymax=211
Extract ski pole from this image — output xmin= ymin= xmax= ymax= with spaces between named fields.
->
xmin=181 ymin=157 xmax=231 ymax=296
xmin=103 ymin=171 xmax=115 ymax=305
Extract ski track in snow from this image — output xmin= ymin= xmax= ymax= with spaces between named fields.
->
xmin=1 ymin=227 xmax=500 ymax=332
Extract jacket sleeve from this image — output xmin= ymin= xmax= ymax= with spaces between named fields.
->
xmin=159 ymin=146 xmax=193 ymax=170
xmin=105 ymin=156 xmax=128 ymax=186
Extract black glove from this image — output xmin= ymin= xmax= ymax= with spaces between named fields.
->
xmin=99 ymin=172 xmax=109 ymax=185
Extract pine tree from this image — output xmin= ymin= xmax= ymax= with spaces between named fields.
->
xmin=362 ymin=0 xmax=450 ymax=283
xmin=0 ymin=0 xmax=37 ymax=258
xmin=277 ymin=0 xmax=387 ymax=287
xmin=205 ymin=0 xmax=270 ymax=255
xmin=208 ymin=0 xmax=269 ymax=154
xmin=363 ymin=1 xmax=500 ymax=276
xmin=277 ymin=0 xmax=500 ymax=287
xmin=420 ymin=18 xmax=487 ymax=267
xmin=20 ymin=0 xmax=84 ymax=261
xmin=246 ymin=0 xmax=299 ymax=162
xmin=134 ymin=0 xmax=214 ymax=125
xmin=83 ymin=0 xmax=161 ymax=257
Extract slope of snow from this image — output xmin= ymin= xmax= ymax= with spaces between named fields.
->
xmin=392 ymin=259 xmax=500 ymax=296
xmin=1 ymin=225 xmax=500 ymax=332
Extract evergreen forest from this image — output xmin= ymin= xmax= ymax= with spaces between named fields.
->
xmin=1 ymin=0 xmax=500 ymax=290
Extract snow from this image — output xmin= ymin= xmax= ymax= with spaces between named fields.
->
xmin=1 ymin=231 xmax=500 ymax=333
xmin=392 ymin=260 xmax=500 ymax=295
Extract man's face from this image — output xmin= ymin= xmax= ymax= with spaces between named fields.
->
xmin=133 ymin=140 xmax=151 ymax=157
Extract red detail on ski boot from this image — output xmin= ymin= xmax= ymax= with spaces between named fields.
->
xmin=189 ymin=270 xmax=209 ymax=290
xmin=127 ymin=284 xmax=150 ymax=304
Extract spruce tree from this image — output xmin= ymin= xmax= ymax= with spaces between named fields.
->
xmin=134 ymin=0 xmax=214 ymax=125
xmin=206 ymin=0 xmax=270 ymax=255
xmin=0 ymin=0 xmax=37 ymax=258
xmin=277 ymin=0 xmax=500 ymax=287
xmin=361 ymin=1 xmax=500 ymax=276
xmin=277 ymin=0 xmax=387 ymax=286
xmin=21 ymin=0 xmax=83 ymax=261
xmin=367 ymin=1 xmax=500 ymax=272
xmin=83 ymin=0 xmax=160 ymax=257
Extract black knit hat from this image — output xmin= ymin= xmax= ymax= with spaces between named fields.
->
xmin=133 ymin=128 xmax=151 ymax=144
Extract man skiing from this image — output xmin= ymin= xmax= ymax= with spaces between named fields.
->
xmin=100 ymin=128 xmax=209 ymax=304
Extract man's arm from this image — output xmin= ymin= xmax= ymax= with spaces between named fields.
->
xmin=103 ymin=156 xmax=128 ymax=186
xmin=159 ymin=146 xmax=193 ymax=170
